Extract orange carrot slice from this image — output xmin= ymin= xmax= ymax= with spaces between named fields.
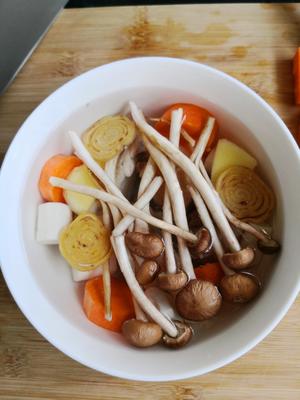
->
xmin=83 ymin=276 xmax=135 ymax=332
xmin=194 ymin=263 xmax=225 ymax=286
xmin=39 ymin=154 xmax=82 ymax=202
xmin=155 ymin=103 xmax=218 ymax=153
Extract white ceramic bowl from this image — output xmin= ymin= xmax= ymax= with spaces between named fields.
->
xmin=1 ymin=57 xmax=300 ymax=381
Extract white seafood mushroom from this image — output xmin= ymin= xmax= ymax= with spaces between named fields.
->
xmin=145 ymin=286 xmax=193 ymax=348
xmin=111 ymin=235 xmax=178 ymax=338
xmin=50 ymin=177 xmax=197 ymax=243
xmin=188 ymin=186 xmax=260 ymax=303
xmin=129 ymin=101 xmax=241 ymax=253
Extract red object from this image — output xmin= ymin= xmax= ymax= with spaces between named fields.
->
xmin=155 ymin=103 xmax=218 ymax=153
xmin=83 ymin=276 xmax=135 ymax=332
xmin=194 ymin=263 xmax=225 ymax=286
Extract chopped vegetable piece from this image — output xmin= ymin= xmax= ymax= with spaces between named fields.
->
xmin=83 ymin=115 xmax=136 ymax=163
xmin=36 ymin=202 xmax=72 ymax=245
xmin=39 ymin=154 xmax=82 ymax=202
xmin=155 ymin=103 xmax=218 ymax=153
xmin=215 ymin=166 xmax=275 ymax=224
xmin=194 ymin=263 xmax=225 ymax=286
xmin=64 ymin=164 xmax=101 ymax=214
xmin=71 ymin=266 xmax=103 ymax=282
xmin=83 ymin=276 xmax=135 ymax=332
xmin=59 ymin=213 xmax=111 ymax=271
xmin=211 ymin=139 xmax=257 ymax=184
xmin=293 ymin=48 xmax=300 ymax=105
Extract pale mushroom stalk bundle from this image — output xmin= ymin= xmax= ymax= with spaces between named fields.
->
xmin=190 ymin=122 xmax=279 ymax=250
xmin=155 ymin=108 xmax=190 ymax=289
xmin=129 ymin=101 xmax=241 ymax=253
xmin=143 ymin=136 xmax=195 ymax=279
xmin=122 ymin=256 xmax=163 ymax=348
xmin=111 ymin=235 xmax=178 ymax=337
xmin=188 ymin=117 xmax=256 ymax=269
xmin=50 ymin=177 xmax=197 ymax=242
xmin=188 ymin=185 xmax=259 ymax=303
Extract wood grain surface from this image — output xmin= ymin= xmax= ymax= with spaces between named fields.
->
xmin=0 ymin=4 xmax=299 ymax=399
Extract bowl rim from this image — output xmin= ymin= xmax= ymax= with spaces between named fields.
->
xmin=0 ymin=56 xmax=300 ymax=382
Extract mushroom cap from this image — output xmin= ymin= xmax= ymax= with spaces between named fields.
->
xmin=125 ymin=232 xmax=165 ymax=259
xmin=157 ymin=270 xmax=188 ymax=292
xmin=122 ymin=319 xmax=163 ymax=348
xmin=219 ymin=273 xmax=259 ymax=303
xmin=188 ymin=227 xmax=212 ymax=260
xmin=222 ymin=247 xmax=255 ymax=270
xmin=175 ymin=279 xmax=222 ymax=321
xmin=136 ymin=260 xmax=159 ymax=286
xmin=257 ymin=238 xmax=281 ymax=254
xmin=163 ymin=320 xmax=193 ymax=348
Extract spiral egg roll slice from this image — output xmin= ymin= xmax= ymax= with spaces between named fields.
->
xmin=215 ymin=166 xmax=275 ymax=224
xmin=83 ymin=115 xmax=136 ymax=163
xmin=59 ymin=213 xmax=111 ymax=271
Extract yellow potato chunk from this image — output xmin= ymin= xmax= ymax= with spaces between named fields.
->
xmin=64 ymin=165 xmax=100 ymax=215
xmin=211 ymin=139 xmax=257 ymax=184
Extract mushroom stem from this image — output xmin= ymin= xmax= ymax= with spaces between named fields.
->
xmin=50 ymin=177 xmax=197 ymax=243
xmin=132 ymin=298 xmax=148 ymax=322
xmin=190 ymin=117 xmax=215 ymax=162
xmin=143 ymin=134 xmax=195 ymax=279
xmin=162 ymin=190 xmax=177 ymax=274
xmin=113 ymin=176 xmax=163 ymax=236
xmin=135 ymin=157 xmax=157 ymax=233
xmin=100 ymin=201 xmax=112 ymax=231
xmin=111 ymin=235 xmax=178 ymax=337
xmin=105 ymin=154 xmax=123 ymax=225
xmin=148 ymin=117 xmax=196 ymax=148
xmin=188 ymin=185 xmax=234 ymax=276
xmin=161 ymin=108 xmax=184 ymax=276
xmin=129 ymin=102 xmax=240 ymax=253
xmin=102 ymin=262 xmax=112 ymax=321
xmin=100 ymin=198 xmax=113 ymax=321
xmin=188 ymin=185 xmax=260 ymax=302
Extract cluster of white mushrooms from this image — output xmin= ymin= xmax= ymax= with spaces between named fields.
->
xmin=51 ymin=101 xmax=280 ymax=349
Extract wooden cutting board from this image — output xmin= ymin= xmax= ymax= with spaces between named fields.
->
xmin=0 ymin=4 xmax=299 ymax=399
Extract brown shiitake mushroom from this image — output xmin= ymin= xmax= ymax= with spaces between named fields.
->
xmin=163 ymin=320 xmax=193 ymax=349
xmin=175 ymin=280 xmax=222 ymax=321
xmin=257 ymin=238 xmax=281 ymax=254
xmin=136 ymin=260 xmax=160 ymax=286
xmin=219 ymin=273 xmax=259 ymax=303
xmin=125 ymin=232 xmax=165 ymax=259
xmin=157 ymin=270 xmax=188 ymax=291
xmin=188 ymin=227 xmax=212 ymax=260
xmin=222 ymin=247 xmax=255 ymax=270
xmin=122 ymin=319 xmax=163 ymax=348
